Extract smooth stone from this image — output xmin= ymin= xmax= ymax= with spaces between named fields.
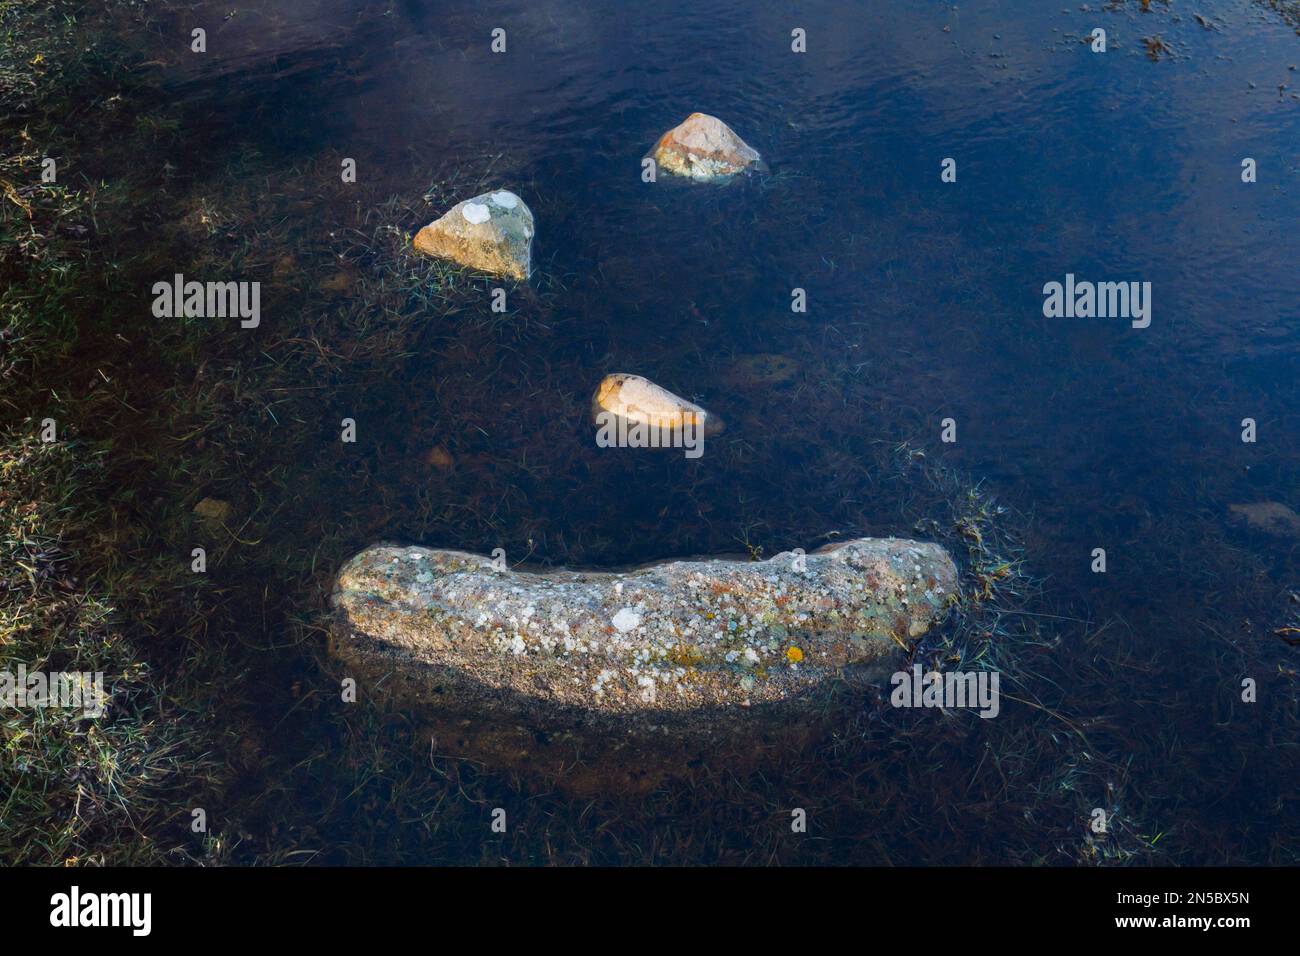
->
xmin=193 ymin=497 xmax=231 ymax=526
xmin=329 ymin=538 xmax=957 ymax=791
xmin=423 ymin=445 xmax=454 ymax=472
xmin=412 ymin=189 xmax=533 ymax=280
xmin=649 ymin=112 xmax=763 ymax=182
xmin=721 ymin=353 xmax=801 ymax=388
xmin=1229 ymin=502 xmax=1300 ymax=537
xmin=591 ymin=372 xmax=724 ymax=438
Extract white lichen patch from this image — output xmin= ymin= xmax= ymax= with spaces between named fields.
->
xmin=461 ymin=202 xmax=490 ymax=224
xmin=612 ymin=607 xmax=642 ymax=632
xmin=490 ymin=191 xmax=518 ymax=208
xmin=637 ymin=675 xmax=657 ymax=703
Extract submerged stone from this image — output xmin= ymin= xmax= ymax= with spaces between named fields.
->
xmin=649 ymin=112 xmax=763 ymax=182
xmin=193 ymin=497 xmax=231 ymax=526
xmin=591 ymin=372 xmax=724 ymax=439
xmin=329 ymin=538 xmax=957 ymax=791
xmin=721 ymin=352 xmax=801 ymax=388
xmin=1229 ymin=501 xmax=1300 ymax=537
xmin=412 ymin=189 xmax=533 ymax=280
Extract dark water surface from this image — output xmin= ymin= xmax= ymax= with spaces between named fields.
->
xmin=88 ymin=0 xmax=1300 ymax=862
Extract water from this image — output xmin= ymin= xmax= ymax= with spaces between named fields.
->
xmin=76 ymin=0 xmax=1300 ymax=861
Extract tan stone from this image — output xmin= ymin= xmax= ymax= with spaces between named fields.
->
xmin=412 ymin=189 xmax=533 ymax=280
xmin=591 ymin=372 xmax=724 ymax=438
xmin=423 ymin=446 xmax=454 ymax=472
xmin=193 ymin=497 xmax=231 ymax=526
xmin=650 ymin=112 xmax=763 ymax=182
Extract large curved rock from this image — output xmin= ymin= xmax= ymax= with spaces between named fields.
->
xmin=412 ymin=189 xmax=533 ymax=280
xmin=649 ymin=112 xmax=764 ymax=182
xmin=329 ymin=538 xmax=957 ymax=790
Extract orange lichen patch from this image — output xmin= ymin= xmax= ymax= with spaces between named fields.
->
xmin=786 ymin=646 xmax=804 ymax=664
xmin=668 ymin=643 xmax=704 ymax=667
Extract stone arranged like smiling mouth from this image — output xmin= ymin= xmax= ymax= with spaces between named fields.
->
xmin=330 ymin=538 xmax=957 ymax=725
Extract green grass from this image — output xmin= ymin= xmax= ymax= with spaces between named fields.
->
xmin=0 ymin=429 xmax=226 ymax=864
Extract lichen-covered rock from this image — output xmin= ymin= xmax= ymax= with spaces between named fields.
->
xmin=329 ymin=538 xmax=957 ymax=789
xmin=649 ymin=112 xmax=763 ymax=182
xmin=591 ymin=373 xmax=724 ymax=440
xmin=412 ymin=189 xmax=533 ymax=280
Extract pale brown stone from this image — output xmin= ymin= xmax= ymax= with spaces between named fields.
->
xmin=412 ymin=189 xmax=533 ymax=280
xmin=650 ymin=112 xmax=763 ymax=182
xmin=591 ymin=373 xmax=724 ymax=438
